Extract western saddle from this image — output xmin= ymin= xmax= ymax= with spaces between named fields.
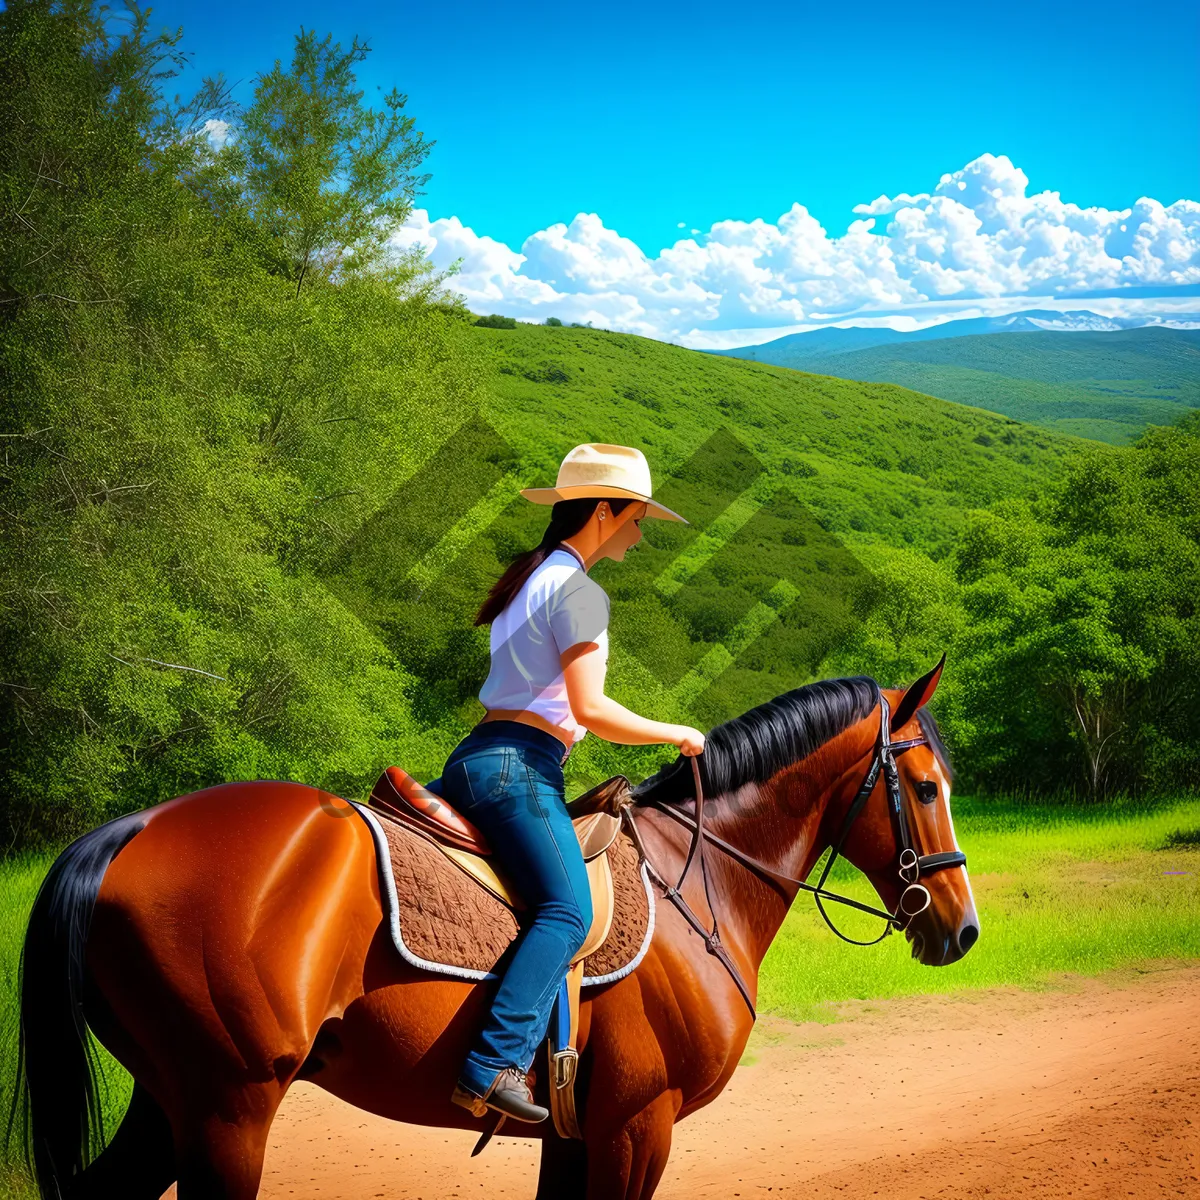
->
xmin=368 ymin=766 xmax=634 ymax=1141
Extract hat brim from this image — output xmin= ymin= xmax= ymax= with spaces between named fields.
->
xmin=520 ymin=484 xmax=688 ymax=524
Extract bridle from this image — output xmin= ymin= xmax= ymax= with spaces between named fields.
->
xmin=620 ymin=695 xmax=967 ymax=1017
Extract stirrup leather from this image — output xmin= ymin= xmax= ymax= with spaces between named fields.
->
xmin=547 ymin=959 xmax=585 ymax=1139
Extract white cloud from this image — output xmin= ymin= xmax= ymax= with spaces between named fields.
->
xmin=201 ymin=118 xmax=231 ymax=150
xmin=391 ymin=153 xmax=1200 ymax=346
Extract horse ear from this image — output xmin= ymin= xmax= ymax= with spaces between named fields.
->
xmin=889 ymin=652 xmax=947 ymax=733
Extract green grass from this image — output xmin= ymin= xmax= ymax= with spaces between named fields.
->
xmin=1 ymin=859 xmax=47 ymax=1200
xmin=801 ymin=365 xmax=1191 ymax=444
xmin=746 ymin=328 xmax=1200 ymax=445
xmin=0 ymin=856 xmax=43 ymax=1097
xmin=3 ymin=795 xmax=1198 ymax=1193
xmin=0 ymin=858 xmax=132 ymax=1200
xmin=758 ymin=794 xmax=1200 ymax=1022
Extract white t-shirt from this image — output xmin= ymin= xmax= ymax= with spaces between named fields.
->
xmin=479 ymin=546 xmax=611 ymax=744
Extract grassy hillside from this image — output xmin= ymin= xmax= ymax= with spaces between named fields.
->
xmin=477 ymin=324 xmax=1085 ymax=534
xmin=8 ymin=0 xmax=1178 ymax=839
xmin=321 ymin=323 xmax=1090 ymax=789
xmin=723 ymin=327 xmax=1200 ymax=444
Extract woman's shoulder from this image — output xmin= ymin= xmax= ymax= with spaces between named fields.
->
xmin=530 ymin=551 xmax=609 ymax=604
xmin=527 ymin=549 xmax=580 ymax=589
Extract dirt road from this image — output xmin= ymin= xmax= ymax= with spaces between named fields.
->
xmin=248 ymin=964 xmax=1199 ymax=1199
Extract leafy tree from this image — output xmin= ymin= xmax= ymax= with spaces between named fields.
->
xmin=824 ymin=544 xmax=963 ymax=692
xmin=942 ymin=415 xmax=1200 ymax=797
xmin=226 ymin=29 xmax=432 ymax=295
xmin=475 ymin=313 xmax=517 ymax=328
xmin=545 ymin=316 xmax=563 ymax=327
xmin=0 ymin=1 xmax=477 ymax=846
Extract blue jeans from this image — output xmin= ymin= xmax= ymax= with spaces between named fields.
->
xmin=430 ymin=721 xmax=592 ymax=1096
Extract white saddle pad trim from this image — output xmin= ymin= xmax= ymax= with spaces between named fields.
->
xmin=351 ymin=802 xmax=656 ymax=987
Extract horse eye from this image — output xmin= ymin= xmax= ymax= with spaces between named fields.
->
xmin=915 ymin=780 xmax=937 ymax=805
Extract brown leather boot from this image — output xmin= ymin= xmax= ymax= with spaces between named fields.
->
xmin=451 ymin=1067 xmax=548 ymax=1123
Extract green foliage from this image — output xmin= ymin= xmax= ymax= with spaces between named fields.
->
xmin=361 ymin=323 xmax=1084 ymax=789
xmin=823 ymin=542 xmax=963 ymax=690
xmin=941 ymin=413 xmax=1200 ymax=797
xmin=0 ymin=0 xmax=479 ymax=845
xmin=544 ymin=316 xmax=564 ymax=327
xmin=220 ymin=28 xmax=432 ymax=293
xmin=459 ymin=327 xmax=1199 ymax=796
xmin=1 ymin=2 xmax=1196 ymax=853
xmin=479 ymin=323 xmax=1078 ymax=543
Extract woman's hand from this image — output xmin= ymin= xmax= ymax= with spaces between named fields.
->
xmin=671 ymin=725 xmax=706 ymax=756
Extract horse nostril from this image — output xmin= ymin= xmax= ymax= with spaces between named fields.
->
xmin=957 ymin=923 xmax=979 ymax=953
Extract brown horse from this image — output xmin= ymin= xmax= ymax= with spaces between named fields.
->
xmin=13 ymin=661 xmax=977 ymax=1200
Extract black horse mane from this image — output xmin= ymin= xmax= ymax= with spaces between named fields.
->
xmin=632 ymin=676 xmax=882 ymax=807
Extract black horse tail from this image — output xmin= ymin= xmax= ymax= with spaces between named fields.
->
xmin=7 ymin=811 xmax=148 ymax=1200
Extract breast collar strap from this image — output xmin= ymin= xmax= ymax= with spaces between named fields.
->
xmin=620 ymin=695 xmax=968 ymax=1016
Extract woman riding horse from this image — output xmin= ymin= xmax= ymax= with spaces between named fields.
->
xmin=439 ymin=442 xmax=706 ymax=1123
xmin=14 ymin=444 xmax=978 ymax=1200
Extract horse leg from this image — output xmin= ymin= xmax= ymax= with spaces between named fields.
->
xmin=67 ymin=1083 xmax=176 ymax=1200
xmin=171 ymin=1082 xmax=283 ymax=1200
xmin=537 ymin=1135 xmax=589 ymax=1199
xmin=585 ymin=1092 xmax=678 ymax=1200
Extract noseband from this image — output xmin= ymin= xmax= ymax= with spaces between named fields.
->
xmin=621 ymin=695 xmax=967 ymax=1017
xmin=811 ymin=693 xmax=967 ymax=945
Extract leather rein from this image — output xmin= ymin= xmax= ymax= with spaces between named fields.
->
xmin=619 ymin=696 xmax=967 ymax=1018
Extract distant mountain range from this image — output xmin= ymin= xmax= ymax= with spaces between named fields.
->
xmin=710 ymin=309 xmax=1200 ymax=364
xmin=711 ymin=314 xmax=1200 ymax=444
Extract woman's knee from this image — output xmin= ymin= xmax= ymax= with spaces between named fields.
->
xmin=540 ymin=895 xmax=591 ymax=952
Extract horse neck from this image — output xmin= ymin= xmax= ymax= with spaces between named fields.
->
xmin=703 ymin=719 xmax=878 ymax=967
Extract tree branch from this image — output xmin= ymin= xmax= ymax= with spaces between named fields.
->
xmin=108 ymin=652 xmax=227 ymax=681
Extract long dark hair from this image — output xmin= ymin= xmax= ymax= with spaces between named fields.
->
xmin=475 ymin=497 xmax=633 ymax=626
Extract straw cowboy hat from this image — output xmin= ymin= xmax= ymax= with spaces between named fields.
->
xmin=520 ymin=443 xmax=687 ymax=524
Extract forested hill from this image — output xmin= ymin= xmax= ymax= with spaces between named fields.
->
xmin=717 ymin=327 xmax=1200 ymax=445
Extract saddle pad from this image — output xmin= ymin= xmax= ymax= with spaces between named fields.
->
xmin=352 ymin=803 xmax=654 ymax=985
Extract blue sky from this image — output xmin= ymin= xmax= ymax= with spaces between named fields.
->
xmin=158 ymin=0 xmax=1199 ymax=342
xmin=153 ymin=0 xmax=1196 ymax=251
